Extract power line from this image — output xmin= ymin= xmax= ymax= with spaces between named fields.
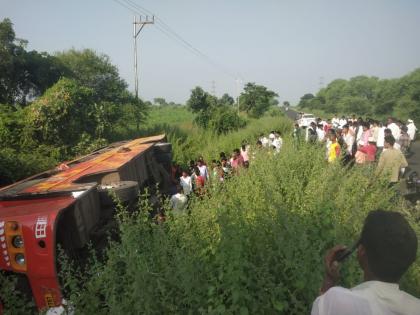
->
xmin=112 ymin=0 xmax=242 ymax=80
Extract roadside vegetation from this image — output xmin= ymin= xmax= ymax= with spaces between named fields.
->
xmin=54 ymin=139 xmax=419 ymax=314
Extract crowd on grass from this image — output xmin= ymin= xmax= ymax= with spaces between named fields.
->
xmin=293 ymin=115 xmax=418 ymax=185
xmin=168 ymin=115 xmax=419 ymax=213
xmin=164 ymin=116 xmax=420 ymax=314
xmin=168 ymin=131 xmax=284 ymax=214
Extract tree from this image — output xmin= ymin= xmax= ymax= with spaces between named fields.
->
xmin=298 ymin=93 xmax=315 ymax=108
xmin=125 ymin=98 xmax=149 ymax=132
xmin=153 ymin=98 xmax=167 ymax=106
xmin=208 ymin=106 xmax=246 ymax=134
xmin=0 ymin=18 xmax=67 ymax=106
xmin=0 ymin=18 xmax=27 ymax=105
xmin=187 ymin=87 xmax=211 ymax=112
xmin=239 ymin=83 xmax=278 ymax=118
xmin=25 ymin=78 xmax=96 ymax=147
xmin=219 ymin=93 xmax=235 ymax=106
xmin=187 ymin=86 xmax=246 ymax=132
xmin=55 ymin=48 xmax=129 ymax=104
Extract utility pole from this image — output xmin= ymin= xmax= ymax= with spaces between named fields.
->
xmin=133 ymin=15 xmax=154 ymax=99
xmin=236 ymin=78 xmax=242 ymax=114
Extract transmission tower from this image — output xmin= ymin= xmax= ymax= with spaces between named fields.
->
xmin=211 ymin=80 xmax=216 ymax=96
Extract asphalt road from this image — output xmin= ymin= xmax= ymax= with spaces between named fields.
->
xmin=284 ymin=108 xmax=300 ymax=121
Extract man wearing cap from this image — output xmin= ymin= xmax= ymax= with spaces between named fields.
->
xmin=407 ymin=119 xmax=417 ymax=141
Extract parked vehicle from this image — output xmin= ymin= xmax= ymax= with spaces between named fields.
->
xmin=0 ymin=135 xmax=172 ymax=312
xmin=297 ymin=113 xmax=316 ymax=127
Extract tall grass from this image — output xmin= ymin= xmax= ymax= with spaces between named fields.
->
xmin=58 ymin=140 xmax=419 ymax=314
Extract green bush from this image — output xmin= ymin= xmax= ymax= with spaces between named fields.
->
xmin=58 ymin=141 xmax=419 ymax=315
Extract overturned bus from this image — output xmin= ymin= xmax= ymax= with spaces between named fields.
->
xmin=0 ymin=135 xmax=173 ymax=311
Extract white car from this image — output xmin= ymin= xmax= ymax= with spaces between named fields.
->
xmin=297 ymin=113 xmax=316 ymax=127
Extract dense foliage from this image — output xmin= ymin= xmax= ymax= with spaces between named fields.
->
xmin=0 ymin=19 xmax=149 ymax=186
xmin=239 ymin=83 xmax=278 ymax=118
xmin=53 ymin=127 xmax=418 ymax=315
xmin=187 ymin=86 xmax=246 ymax=134
xmin=0 ymin=18 xmax=68 ymax=105
xmin=298 ymin=69 xmax=420 ymax=124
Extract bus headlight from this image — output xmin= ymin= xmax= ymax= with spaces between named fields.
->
xmin=15 ymin=253 xmax=25 ymax=265
xmin=12 ymin=235 xmax=24 ymax=248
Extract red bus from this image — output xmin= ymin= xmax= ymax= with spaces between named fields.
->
xmin=0 ymin=135 xmax=173 ymax=311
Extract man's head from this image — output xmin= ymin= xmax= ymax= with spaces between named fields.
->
xmin=384 ymin=135 xmax=395 ymax=149
xmin=342 ymin=124 xmax=349 ymax=134
xmin=384 ymin=128 xmax=392 ymax=137
xmin=387 ymin=117 xmax=394 ymax=125
xmin=358 ymin=210 xmax=417 ymax=283
xmin=233 ymin=148 xmax=240 ymax=158
xmin=362 ymin=122 xmax=370 ymax=131
xmin=181 ymin=170 xmax=189 ymax=177
xmin=329 ymin=132 xmax=337 ymax=142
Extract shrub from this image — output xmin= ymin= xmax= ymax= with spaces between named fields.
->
xmin=59 ymin=140 xmax=419 ymax=314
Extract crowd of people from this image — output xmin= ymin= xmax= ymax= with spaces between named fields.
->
xmin=293 ymin=115 xmax=418 ymax=185
xmin=168 ymin=130 xmax=284 ymax=214
xmin=164 ymin=115 xmax=420 ymax=314
xmin=168 ymin=114 xmax=419 ymax=213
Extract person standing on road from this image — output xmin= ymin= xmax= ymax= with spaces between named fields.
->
xmin=311 ymin=210 xmax=420 ymax=315
xmin=375 ymin=135 xmax=408 ymax=185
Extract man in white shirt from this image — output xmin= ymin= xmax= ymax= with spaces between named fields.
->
xmin=170 ymin=186 xmax=188 ymax=214
xmin=339 ymin=116 xmax=347 ymax=128
xmin=317 ymin=124 xmax=326 ymax=142
xmin=331 ymin=115 xmax=340 ymax=129
xmin=407 ymin=119 xmax=417 ymax=141
xmin=272 ymin=132 xmax=283 ymax=153
xmin=197 ymin=159 xmax=209 ymax=181
xmin=387 ymin=117 xmax=401 ymax=141
xmin=342 ymin=125 xmax=355 ymax=157
xmin=311 ymin=210 xmax=419 ymax=315
xmin=179 ymin=170 xmax=192 ymax=196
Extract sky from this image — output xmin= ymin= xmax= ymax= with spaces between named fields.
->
xmin=1 ymin=0 xmax=420 ymax=105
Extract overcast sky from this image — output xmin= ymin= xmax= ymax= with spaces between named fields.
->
xmin=1 ymin=0 xmax=420 ymax=104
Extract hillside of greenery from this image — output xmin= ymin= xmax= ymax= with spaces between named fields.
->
xmin=298 ymin=69 xmax=420 ymax=123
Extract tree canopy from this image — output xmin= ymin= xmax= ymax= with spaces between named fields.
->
xmin=0 ymin=18 xmax=67 ymax=105
xmin=187 ymin=87 xmax=246 ymax=133
xmin=239 ymin=83 xmax=278 ymax=118
xmin=299 ymin=69 xmax=420 ymax=124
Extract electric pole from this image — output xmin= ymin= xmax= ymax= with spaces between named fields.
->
xmin=133 ymin=15 xmax=154 ymax=99
xmin=211 ymin=80 xmax=216 ymax=96
xmin=236 ymin=78 xmax=242 ymax=114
